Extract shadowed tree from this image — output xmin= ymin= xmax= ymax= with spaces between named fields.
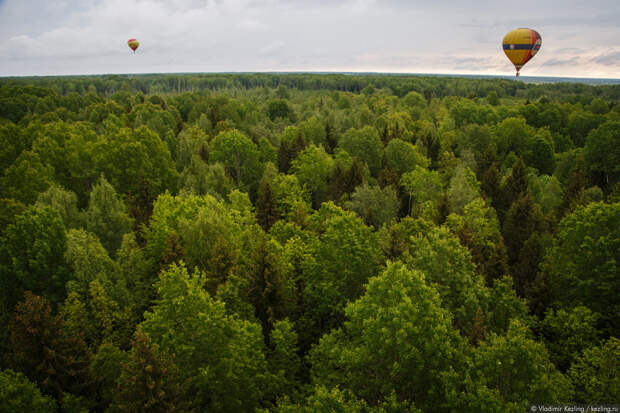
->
xmin=112 ymin=329 xmax=186 ymax=413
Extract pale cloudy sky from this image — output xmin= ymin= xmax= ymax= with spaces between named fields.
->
xmin=0 ymin=0 xmax=618 ymax=78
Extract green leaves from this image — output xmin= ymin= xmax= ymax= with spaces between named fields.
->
xmin=141 ymin=262 xmax=268 ymax=412
xmin=311 ymin=261 xmax=464 ymax=411
xmin=0 ymin=369 xmax=57 ymax=412
xmin=210 ymin=129 xmax=262 ymax=193
xmin=543 ymin=202 xmax=620 ymax=336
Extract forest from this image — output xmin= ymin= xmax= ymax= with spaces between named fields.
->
xmin=0 ymin=72 xmax=618 ymax=412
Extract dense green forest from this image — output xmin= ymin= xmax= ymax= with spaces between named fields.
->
xmin=0 ymin=73 xmax=618 ymax=412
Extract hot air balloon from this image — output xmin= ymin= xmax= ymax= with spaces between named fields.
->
xmin=502 ymin=28 xmax=541 ymax=76
xmin=127 ymin=38 xmax=140 ymax=53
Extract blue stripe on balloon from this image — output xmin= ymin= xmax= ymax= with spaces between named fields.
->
xmin=503 ymin=44 xmax=535 ymax=50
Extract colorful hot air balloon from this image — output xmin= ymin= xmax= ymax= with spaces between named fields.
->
xmin=502 ymin=28 xmax=541 ymax=76
xmin=127 ymin=38 xmax=140 ymax=53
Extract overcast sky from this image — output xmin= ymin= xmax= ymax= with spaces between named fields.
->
xmin=1 ymin=0 xmax=619 ymax=78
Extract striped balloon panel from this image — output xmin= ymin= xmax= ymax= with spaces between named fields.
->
xmin=502 ymin=28 xmax=541 ymax=69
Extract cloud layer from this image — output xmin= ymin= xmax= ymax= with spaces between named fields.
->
xmin=1 ymin=0 xmax=618 ymax=77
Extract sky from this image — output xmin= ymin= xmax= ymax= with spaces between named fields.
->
xmin=0 ymin=0 xmax=619 ymax=78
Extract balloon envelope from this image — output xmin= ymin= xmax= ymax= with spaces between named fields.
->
xmin=127 ymin=38 xmax=140 ymax=52
xmin=502 ymin=28 xmax=541 ymax=75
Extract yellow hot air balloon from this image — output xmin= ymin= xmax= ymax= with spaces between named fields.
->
xmin=502 ymin=28 xmax=541 ymax=76
xmin=128 ymin=38 xmax=140 ymax=53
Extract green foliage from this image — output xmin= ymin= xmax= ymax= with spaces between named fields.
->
xmin=267 ymin=99 xmax=295 ymax=121
xmin=494 ymin=117 xmax=535 ymax=158
xmin=457 ymin=320 xmax=573 ymax=410
xmin=35 ymin=185 xmax=81 ymax=229
xmin=543 ymin=202 xmax=620 ymax=336
xmin=1 ymin=151 xmax=54 ymax=204
xmin=383 ymin=138 xmax=429 ymax=176
xmin=299 ymin=203 xmax=385 ymax=346
xmin=446 ymin=198 xmax=509 ymax=282
xmin=0 ymin=369 xmax=57 ymax=412
xmin=210 ymin=129 xmax=262 ymax=193
xmin=346 ymin=183 xmax=399 ymax=228
xmin=338 ymin=126 xmax=383 ymax=176
xmin=401 ymin=166 xmax=443 ymax=215
xmin=310 ymin=261 xmax=465 ymax=411
xmin=93 ymin=126 xmax=179 ymax=220
xmin=448 ymin=164 xmax=482 ymax=215
xmin=1 ymin=73 xmax=619 ymax=411
xmin=404 ymin=226 xmax=486 ymax=336
xmin=584 ymin=120 xmax=620 ymax=188
xmin=539 ymin=306 xmax=600 ymax=371
xmin=569 ymin=337 xmax=620 ymax=403
xmin=0 ymin=205 xmax=69 ymax=306
xmin=84 ymin=176 xmax=134 ymax=256
xmin=291 ymin=145 xmax=334 ymax=208
xmin=141 ymin=262 xmax=268 ymax=412
xmin=270 ymin=386 xmax=371 ymax=413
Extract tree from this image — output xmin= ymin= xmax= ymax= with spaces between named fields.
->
xmin=530 ymin=174 xmax=563 ymax=218
xmin=64 ymin=229 xmax=117 ymax=300
xmin=539 ymin=306 xmax=600 ymax=371
xmin=89 ymin=342 xmax=128 ymax=411
xmin=0 ymin=206 xmax=69 ymax=308
xmin=0 ymin=122 xmax=28 ymax=174
xmin=451 ymin=320 xmax=573 ymax=411
xmin=210 ymin=129 xmax=262 ymax=195
xmin=267 ymin=319 xmax=302 ymax=400
xmin=291 ymin=145 xmax=334 ymax=208
xmin=35 ymin=185 xmax=81 ymax=229
xmin=93 ymin=126 xmax=179 ymax=222
xmin=140 ymin=262 xmax=268 ymax=412
xmin=84 ymin=176 xmax=134 ymax=257
xmin=0 ymin=151 xmax=54 ymax=204
xmin=494 ymin=117 xmax=535 ymax=158
xmin=270 ymin=173 xmax=311 ymax=220
xmin=112 ymin=329 xmax=186 ymax=413
xmin=175 ymin=124 xmax=210 ymax=172
xmin=299 ymin=116 xmax=326 ymax=147
xmin=270 ymin=386 xmax=374 ymax=413
xmin=561 ymin=156 xmax=588 ymax=214
xmin=346 ymin=183 xmax=399 ymax=229
xmin=337 ymin=126 xmax=383 ymax=176
xmin=383 ymin=138 xmax=428 ymax=176
xmin=267 ymin=99 xmax=294 ymax=121
xmin=400 ymin=166 xmax=443 ymax=216
xmin=245 ymin=234 xmax=293 ymax=339
xmin=180 ymin=160 xmax=233 ymax=199
xmin=448 ymin=164 xmax=482 ymax=215
xmin=0 ymin=369 xmax=57 ymax=412
xmin=310 ymin=262 xmax=465 ymax=411
xmin=500 ymin=157 xmax=529 ymax=217
xmin=446 ymin=198 xmax=509 ymax=282
xmin=502 ymin=192 xmax=546 ymax=268
xmin=584 ymin=120 xmax=620 ymax=189
xmin=288 ymin=203 xmax=384 ymax=353
xmin=7 ymin=292 xmax=92 ymax=404
xmin=405 ymin=226 xmax=487 ymax=337
xmin=526 ymin=129 xmax=555 ymax=175
xmin=256 ymin=177 xmax=280 ymax=231
xmin=567 ymin=110 xmax=604 ymax=147
xmin=542 ymin=202 xmax=620 ymax=336
xmin=569 ymin=337 xmax=619 ymax=403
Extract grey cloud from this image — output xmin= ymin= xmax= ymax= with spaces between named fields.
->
xmin=590 ymin=50 xmax=620 ymax=66
xmin=1 ymin=0 xmax=619 ymax=77
xmin=541 ymin=57 xmax=583 ymax=67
